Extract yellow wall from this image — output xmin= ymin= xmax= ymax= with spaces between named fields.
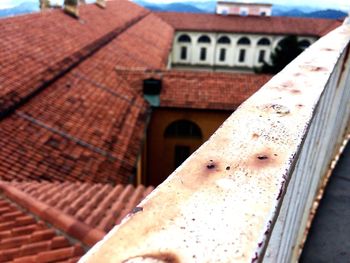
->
xmin=143 ymin=107 xmax=231 ymax=186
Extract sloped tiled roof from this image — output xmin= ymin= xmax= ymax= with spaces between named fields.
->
xmin=6 ymin=181 xmax=154 ymax=233
xmin=0 ymin=180 xmax=154 ymax=240
xmin=156 ymin=12 xmax=342 ymax=36
xmin=0 ymin=0 xmax=148 ymax=117
xmin=0 ymin=2 xmax=175 ymax=184
xmin=117 ymin=70 xmax=272 ymax=110
xmin=0 ymin=180 xmax=154 ymax=261
xmin=0 ymin=196 xmax=84 ymax=262
xmin=160 ymin=71 xmax=272 ymax=110
xmin=0 ymin=64 xmax=149 ymax=183
xmin=110 ymin=13 xmax=174 ymax=69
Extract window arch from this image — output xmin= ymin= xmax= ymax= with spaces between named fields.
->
xmin=178 ymin=34 xmax=191 ymax=43
xmin=164 ymin=120 xmax=202 ymax=139
xmin=299 ymin=39 xmax=311 ymax=49
xmin=217 ymin=36 xmax=231 ymax=44
xmin=237 ymin=37 xmax=251 ymax=45
xmin=257 ymin=38 xmax=271 ymax=46
xmin=198 ymin=35 xmax=211 ymax=44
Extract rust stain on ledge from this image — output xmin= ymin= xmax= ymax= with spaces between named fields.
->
xmin=123 ymin=252 xmax=179 ymax=263
xmin=260 ymin=104 xmax=291 ymax=116
xmin=248 ymin=149 xmax=280 ymax=170
xmin=205 ymin=160 xmax=221 ymax=173
xmin=131 ymin=207 xmax=143 ymax=214
xmin=290 ymin=89 xmax=301 ymax=94
xmin=299 ymin=64 xmax=328 ymax=72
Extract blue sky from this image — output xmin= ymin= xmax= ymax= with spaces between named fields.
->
xmin=1 ymin=0 xmax=350 ymax=11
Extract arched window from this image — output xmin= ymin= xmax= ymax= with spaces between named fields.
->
xmin=198 ymin=35 xmax=211 ymax=44
xmin=180 ymin=46 xmax=188 ymax=60
xmin=257 ymin=38 xmax=271 ymax=46
xmin=258 ymin=50 xmax=266 ymax=63
xmin=218 ymin=36 xmax=231 ymax=44
xmin=299 ymin=39 xmax=311 ymax=49
xmin=164 ymin=120 xmax=202 ymax=139
xmin=178 ymin=34 xmax=191 ymax=43
xmin=219 ymin=48 xmax=226 ymax=62
xmin=200 ymin=47 xmax=207 ymax=61
xmin=237 ymin=37 xmax=251 ymax=45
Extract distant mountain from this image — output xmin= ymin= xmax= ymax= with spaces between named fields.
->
xmin=134 ymin=0 xmax=215 ymax=13
xmin=144 ymin=3 xmax=204 ymax=13
xmin=186 ymin=1 xmax=216 ymax=13
xmin=273 ymin=8 xmax=347 ymax=19
xmin=1 ymin=1 xmax=347 ymax=20
xmin=275 ymin=8 xmax=307 ymax=18
xmin=0 ymin=1 xmax=39 ymax=18
xmin=135 ymin=1 xmax=346 ymax=20
xmin=272 ymin=4 xmax=320 ymax=15
xmin=143 ymin=4 xmax=163 ymax=12
xmin=306 ymin=9 xmax=347 ymax=19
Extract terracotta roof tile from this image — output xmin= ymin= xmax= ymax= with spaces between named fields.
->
xmin=0 ymin=195 xmax=84 ymax=262
xmin=12 ymin=245 xmax=84 ymax=263
xmin=156 ymin=12 xmax=341 ymax=36
xmin=0 ymin=11 xmax=174 ymax=184
xmin=0 ymin=2 xmax=176 ymax=184
xmin=2 ymin=181 xmax=154 ymax=234
xmin=110 ymin=13 xmax=174 ymax=69
xmin=0 ymin=0 xmax=148 ymax=116
xmin=117 ymin=70 xmax=272 ymax=110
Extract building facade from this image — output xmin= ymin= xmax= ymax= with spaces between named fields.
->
xmin=216 ymin=1 xmax=273 ymax=16
xmin=171 ymin=31 xmax=315 ymax=71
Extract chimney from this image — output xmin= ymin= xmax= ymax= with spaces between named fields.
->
xmin=64 ymin=0 xmax=79 ymax=18
xmin=39 ymin=0 xmax=50 ymax=10
xmin=95 ymin=0 xmax=106 ymax=9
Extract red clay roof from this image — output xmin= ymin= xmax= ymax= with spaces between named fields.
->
xmin=160 ymin=71 xmax=272 ymax=110
xmin=0 ymin=60 xmax=149 ymax=183
xmin=0 ymin=181 xmax=153 ymax=247
xmin=0 ymin=196 xmax=84 ymax=262
xmin=117 ymin=69 xmax=272 ymax=110
xmin=156 ymin=12 xmax=341 ymax=36
xmin=0 ymin=0 xmax=148 ymax=117
xmin=0 ymin=3 xmax=174 ymax=184
xmin=0 ymin=180 xmax=154 ymax=262
xmin=111 ymin=13 xmax=174 ymax=69
xmin=6 ymin=181 xmax=154 ymax=233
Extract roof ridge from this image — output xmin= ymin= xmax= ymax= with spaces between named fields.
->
xmin=71 ymin=72 xmax=144 ymax=109
xmin=0 ymin=181 xmax=105 ymax=247
xmin=15 ymin=111 xmax=130 ymax=165
xmin=156 ymin=12 xmax=342 ymax=37
xmin=0 ymin=10 xmax=150 ymax=121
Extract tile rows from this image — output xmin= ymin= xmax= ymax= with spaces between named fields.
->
xmin=156 ymin=12 xmax=341 ymax=36
xmin=0 ymin=0 xmax=147 ymax=115
xmin=9 ymin=181 xmax=154 ymax=233
xmin=117 ymin=70 xmax=272 ymax=110
xmin=0 ymin=197 xmax=84 ymax=262
xmin=0 ymin=114 xmax=130 ymax=184
xmin=0 ymin=5 xmax=175 ymax=184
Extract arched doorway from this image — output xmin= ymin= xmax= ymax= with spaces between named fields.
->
xmin=146 ymin=119 xmax=203 ymax=186
xmin=164 ymin=119 xmax=203 ymax=170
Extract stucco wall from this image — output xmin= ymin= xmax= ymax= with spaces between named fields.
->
xmin=143 ymin=108 xmax=231 ymax=186
xmin=216 ymin=3 xmax=272 ymax=16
